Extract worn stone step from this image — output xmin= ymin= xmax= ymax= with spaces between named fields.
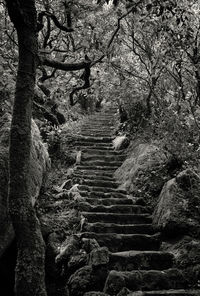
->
xmin=82 ymin=191 xmax=129 ymax=199
xmin=75 ymin=143 xmax=113 ymax=149
xmin=81 ymin=125 xmax=115 ymax=130
xmin=109 ymin=251 xmax=174 ymax=271
xmin=80 ymin=160 xmax=123 ymax=167
xmin=85 ymin=197 xmax=133 ymax=206
xmin=72 ymin=173 xmax=116 ymax=182
xmin=81 ymin=149 xmax=126 ymax=156
xmin=76 ymin=145 xmax=114 ymax=151
xmin=74 ymin=139 xmax=113 ymax=150
xmin=104 ymin=269 xmax=188 ymax=295
xmin=78 ymin=185 xmax=126 ymax=194
xmin=82 ymin=154 xmax=126 ymax=162
xmin=80 ymin=190 xmax=128 ymax=199
xmin=79 ymin=203 xmax=147 ymax=214
xmin=75 ymin=170 xmax=114 ymax=178
xmin=81 ymin=232 xmax=160 ymax=252
xmin=127 ymin=291 xmax=200 ymax=296
xmin=76 ymin=165 xmax=116 ymax=171
xmin=81 ymin=122 xmax=115 ymax=127
xmin=81 ymin=212 xmax=152 ymax=224
xmin=80 ymin=179 xmax=119 ymax=188
xmin=83 ymin=222 xmax=154 ymax=234
xmin=75 ymin=136 xmax=113 ymax=143
xmin=80 ymin=130 xmax=114 ymax=135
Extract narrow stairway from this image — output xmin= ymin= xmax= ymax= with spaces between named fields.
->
xmin=72 ymin=106 xmax=199 ymax=296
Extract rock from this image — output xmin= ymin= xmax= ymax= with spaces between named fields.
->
xmin=114 ymin=142 xmax=169 ymax=208
xmin=68 ymin=265 xmax=108 ymax=296
xmin=89 ymin=247 xmax=110 ymax=267
xmin=117 ymin=287 xmax=131 ymax=296
xmin=68 ymin=184 xmax=85 ymax=202
xmin=103 ymin=270 xmax=125 ymax=295
xmin=113 ymin=136 xmax=130 ymax=150
xmin=153 ymin=169 xmax=200 ymax=237
xmin=76 ymin=151 xmax=82 ymax=164
xmin=68 ymin=250 xmax=88 ymax=275
xmin=63 ymin=179 xmax=73 ymax=190
xmin=161 ymin=236 xmax=200 ymax=287
xmin=0 ymin=114 xmax=50 ymax=258
xmin=56 ymin=235 xmax=81 ymax=263
xmin=82 ymin=238 xmax=100 ymax=253
xmin=46 ymin=232 xmax=63 ymax=278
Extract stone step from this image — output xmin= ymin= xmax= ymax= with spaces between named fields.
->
xmin=81 ymin=212 xmax=152 ymax=224
xmin=127 ymin=291 xmax=200 ymax=296
xmin=75 ymin=136 xmax=113 ymax=143
xmin=80 ymin=160 xmax=123 ymax=167
xmin=109 ymin=251 xmax=174 ymax=271
xmin=81 ymin=232 xmax=160 ymax=252
xmin=78 ymin=185 xmax=126 ymax=194
xmin=76 ymin=145 xmax=114 ymax=151
xmin=80 ymin=129 xmax=114 ymax=134
xmin=81 ymin=122 xmax=115 ymax=127
xmin=72 ymin=173 xmax=116 ymax=182
xmin=81 ymin=191 xmax=129 ymax=199
xmin=81 ymin=126 xmax=115 ymax=130
xmin=83 ymin=222 xmax=154 ymax=234
xmin=85 ymin=197 xmax=133 ymax=206
xmin=75 ymin=170 xmax=114 ymax=177
xmin=80 ymin=179 xmax=119 ymax=188
xmin=104 ymin=269 xmax=188 ymax=295
xmin=81 ymin=149 xmax=125 ymax=156
xmin=80 ymin=131 xmax=115 ymax=136
xmin=82 ymin=154 xmax=126 ymax=162
xmin=75 ymin=142 xmax=113 ymax=149
xmin=76 ymin=165 xmax=117 ymax=171
xmin=79 ymin=203 xmax=147 ymax=214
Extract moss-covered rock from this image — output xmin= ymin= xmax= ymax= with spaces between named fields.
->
xmin=161 ymin=236 xmax=200 ymax=288
xmin=115 ymin=142 xmax=169 ymax=208
xmin=68 ymin=265 xmax=108 ymax=296
xmin=0 ymin=114 xmax=50 ymax=258
xmin=153 ymin=169 xmax=200 ymax=237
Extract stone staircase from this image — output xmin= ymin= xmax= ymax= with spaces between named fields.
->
xmin=71 ymin=106 xmax=199 ymax=296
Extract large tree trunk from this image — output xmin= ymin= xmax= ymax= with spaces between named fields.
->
xmin=5 ymin=1 xmax=47 ymax=295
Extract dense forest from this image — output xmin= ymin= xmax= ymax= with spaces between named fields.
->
xmin=1 ymin=0 xmax=200 ymax=295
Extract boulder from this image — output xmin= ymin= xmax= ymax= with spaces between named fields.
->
xmin=68 ymin=251 xmax=88 ymax=275
xmin=89 ymin=247 xmax=110 ymax=267
xmin=55 ymin=235 xmax=81 ymax=263
xmin=113 ymin=136 xmax=130 ymax=150
xmin=153 ymin=169 xmax=200 ymax=237
xmin=0 ymin=114 xmax=50 ymax=258
xmin=114 ymin=142 xmax=169 ymax=207
xmin=82 ymin=238 xmax=100 ymax=253
xmin=68 ymin=265 xmax=108 ymax=296
xmin=117 ymin=287 xmax=131 ymax=296
xmin=161 ymin=236 xmax=200 ymax=287
xmin=46 ymin=232 xmax=63 ymax=278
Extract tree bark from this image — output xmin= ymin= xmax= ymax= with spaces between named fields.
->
xmin=5 ymin=0 xmax=47 ymax=295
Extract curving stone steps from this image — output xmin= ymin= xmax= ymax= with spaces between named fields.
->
xmin=71 ymin=106 xmax=199 ymax=295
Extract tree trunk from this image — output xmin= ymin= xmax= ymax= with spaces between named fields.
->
xmin=6 ymin=1 xmax=47 ymax=295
